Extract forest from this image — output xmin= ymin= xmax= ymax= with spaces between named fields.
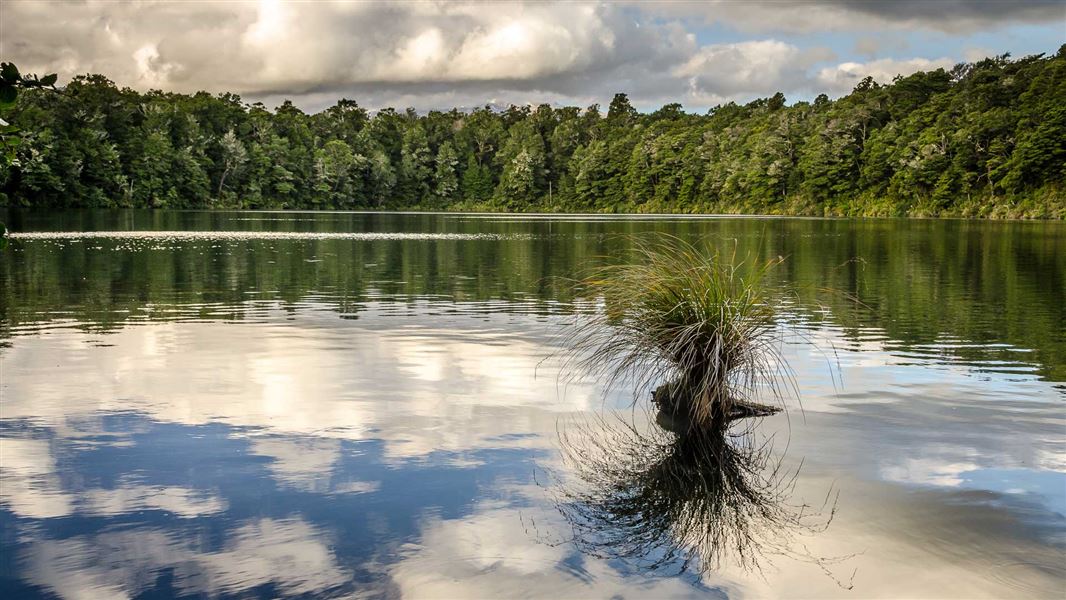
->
xmin=1 ymin=47 xmax=1063 ymax=218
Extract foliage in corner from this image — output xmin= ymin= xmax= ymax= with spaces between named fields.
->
xmin=0 ymin=61 xmax=58 ymax=246
xmin=0 ymin=62 xmax=57 ymax=166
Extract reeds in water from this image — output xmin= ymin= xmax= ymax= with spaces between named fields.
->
xmin=566 ymin=236 xmax=791 ymax=431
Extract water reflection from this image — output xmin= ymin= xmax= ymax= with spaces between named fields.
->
xmin=552 ymin=412 xmax=843 ymax=580
xmin=2 ymin=211 xmax=1063 ymax=380
xmin=1 ymin=303 xmax=1062 ymax=597
xmin=20 ymin=516 xmax=353 ymax=598
xmin=1 ymin=212 xmax=1064 ymax=598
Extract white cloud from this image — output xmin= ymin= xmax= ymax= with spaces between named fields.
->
xmin=816 ymin=57 xmax=957 ymax=94
xmin=0 ymin=436 xmax=226 ymax=519
xmin=389 ymin=500 xmax=708 ymax=598
xmin=964 ymin=47 xmax=999 ymax=62
xmin=80 ymin=484 xmax=226 ymax=518
xmin=331 ymin=479 xmax=381 ymax=495
xmin=2 ymin=0 xmax=1033 ymax=111
xmin=0 ymin=307 xmax=610 ymax=465
xmin=248 ymin=437 xmax=343 ymax=492
xmin=0 ymin=437 xmax=74 ymax=519
xmin=881 ymin=456 xmax=979 ymax=487
xmin=1 ymin=2 xmax=653 ymax=98
xmin=19 ymin=517 xmax=351 ymax=599
xmin=675 ymin=40 xmax=835 ymax=103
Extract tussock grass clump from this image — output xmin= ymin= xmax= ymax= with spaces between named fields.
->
xmin=567 ymin=236 xmax=790 ymax=430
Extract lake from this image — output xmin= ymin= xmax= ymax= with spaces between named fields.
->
xmin=1 ymin=210 xmax=1063 ymax=598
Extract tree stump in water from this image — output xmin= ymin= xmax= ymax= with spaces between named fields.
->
xmin=652 ymin=383 xmax=780 ymax=434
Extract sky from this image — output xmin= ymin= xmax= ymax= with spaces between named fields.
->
xmin=2 ymin=1 xmax=1064 ymax=113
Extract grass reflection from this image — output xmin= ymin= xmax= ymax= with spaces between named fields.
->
xmin=549 ymin=412 xmax=852 ymax=583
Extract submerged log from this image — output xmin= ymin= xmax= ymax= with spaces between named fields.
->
xmin=652 ymin=383 xmax=780 ymax=434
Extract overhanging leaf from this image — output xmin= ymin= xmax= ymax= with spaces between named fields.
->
xmin=0 ymin=63 xmax=19 ymax=83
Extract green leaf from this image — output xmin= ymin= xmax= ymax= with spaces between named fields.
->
xmin=0 ymin=63 xmax=19 ymax=83
xmin=40 ymin=73 xmax=58 ymax=87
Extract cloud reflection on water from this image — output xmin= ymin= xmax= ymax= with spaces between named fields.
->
xmin=1 ymin=304 xmax=1063 ymax=597
xmin=19 ymin=517 xmax=352 ymax=599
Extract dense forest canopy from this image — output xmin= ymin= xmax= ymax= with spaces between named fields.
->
xmin=2 ymin=47 xmax=1064 ymax=218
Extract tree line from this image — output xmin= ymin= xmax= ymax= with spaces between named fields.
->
xmin=2 ymin=47 xmax=1063 ymax=217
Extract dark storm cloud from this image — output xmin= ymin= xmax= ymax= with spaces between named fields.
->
xmin=650 ymin=0 xmax=1065 ymax=33
xmin=834 ymin=0 xmax=1064 ymax=26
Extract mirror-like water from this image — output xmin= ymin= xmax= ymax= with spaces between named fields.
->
xmin=1 ymin=210 xmax=1063 ymax=598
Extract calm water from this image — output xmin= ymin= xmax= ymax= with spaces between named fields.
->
xmin=1 ymin=210 xmax=1063 ymax=599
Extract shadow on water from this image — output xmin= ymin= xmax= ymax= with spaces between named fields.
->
xmin=544 ymin=409 xmax=856 ymax=586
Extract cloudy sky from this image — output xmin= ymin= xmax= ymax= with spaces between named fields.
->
xmin=2 ymin=1 xmax=1064 ymax=112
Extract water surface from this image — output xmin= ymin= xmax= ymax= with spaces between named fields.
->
xmin=1 ymin=211 xmax=1063 ymax=598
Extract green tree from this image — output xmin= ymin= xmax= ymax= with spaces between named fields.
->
xmin=313 ymin=139 xmax=359 ymax=206
xmin=433 ymin=140 xmax=459 ymax=205
xmin=216 ymin=129 xmax=248 ymax=203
